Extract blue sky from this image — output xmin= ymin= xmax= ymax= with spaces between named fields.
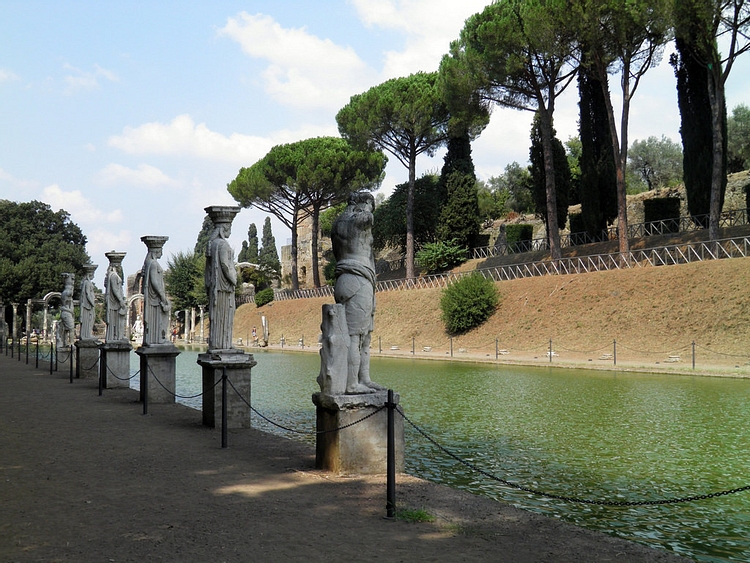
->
xmin=1 ymin=1 xmax=748 ymax=288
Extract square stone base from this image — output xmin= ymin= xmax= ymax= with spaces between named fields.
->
xmin=313 ymin=391 xmax=404 ymax=475
xmin=76 ymin=339 xmax=101 ymax=379
xmin=136 ymin=344 xmax=180 ymax=404
xmin=197 ymin=351 xmax=257 ymax=429
xmin=99 ymin=341 xmax=133 ymax=389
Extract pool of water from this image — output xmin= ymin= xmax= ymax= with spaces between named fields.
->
xmin=131 ymin=349 xmax=750 ymax=562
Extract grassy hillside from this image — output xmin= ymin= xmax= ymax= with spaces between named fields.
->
xmin=235 ymin=256 xmax=750 ymax=376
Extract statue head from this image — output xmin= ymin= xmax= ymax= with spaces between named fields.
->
xmin=205 ymin=205 xmax=240 ymax=241
xmin=141 ymin=235 xmax=168 ymax=260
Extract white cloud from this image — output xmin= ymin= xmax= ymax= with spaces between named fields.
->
xmin=96 ymin=163 xmax=180 ymax=189
xmin=41 ymin=184 xmax=123 ymax=224
xmin=84 ymin=228 xmax=133 ymax=263
xmin=349 ymin=0 xmax=489 ymax=78
xmin=0 ymin=68 xmax=19 ymax=82
xmin=63 ymin=63 xmax=119 ymax=94
xmin=219 ymin=12 xmax=376 ymax=110
xmin=108 ymin=113 xmax=336 ymax=164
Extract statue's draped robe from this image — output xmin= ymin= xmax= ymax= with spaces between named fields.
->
xmin=206 ymin=236 xmax=236 ymax=350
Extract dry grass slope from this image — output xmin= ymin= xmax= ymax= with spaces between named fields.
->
xmin=236 ymin=256 xmax=750 ymax=373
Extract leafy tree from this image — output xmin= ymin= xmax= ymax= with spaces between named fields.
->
xmin=728 ymin=103 xmax=750 ymax=172
xmin=440 ymin=273 xmax=499 ymax=335
xmin=238 ymin=223 xmax=259 ymax=264
xmin=337 ymin=72 xmax=451 ymax=279
xmin=0 ymin=201 xmax=91 ymax=315
xmin=530 ymin=114 xmax=571 ymax=239
xmin=577 ymin=55 xmax=618 ymax=240
xmin=164 ymin=251 xmax=206 ymax=312
xmin=194 ymin=216 xmax=212 ymax=255
xmin=564 ymin=136 xmax=582 ymax=205
xmin=443 ymin=0 xmax=578 ymax=261
xmin=258 ymin=216 xmax=281 ymax=279
xmin=627 ymin=136 xmax=683 ymax=192
xmin=372 ymin=174 xmax=443 ymax=252
xmin=254 ymin=287 xmax=274 ymax=308
xmin=436 ymin=133 xmax=480 ymax=249
xmin=571 ymin=0 xmax=672 ymax=255
xmin=672 ymin=0 xmax=749 ymax=239
xmin=486 ymin=163 xmax=534 ymax=217
xmin=319 ymin=202 xmax=347 ymax=238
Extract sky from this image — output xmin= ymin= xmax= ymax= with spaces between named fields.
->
xmin=1 ymin=1 xmax=749 ymax=289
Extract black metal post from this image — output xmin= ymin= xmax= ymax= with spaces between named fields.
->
xmin=379 ymin=336 xmax=382 ymax=354
xmin=692 ymin=341 xmax=696 ymax=369
xmin=99 ymin=349 xmax=106 ymax=396
xmin=69 ymin=345 xmax=74 ymax=383
xmin=613 ymin=339 xmax=617 ymax=366
xmin=142 ymin=357 xmax=149 ymax=415
xmin=35 ymin=339 xmax=39 ymax=368
xmin=495 ymin=338 xmax=499 ymax=360
xmin=549 ymin=339 xmax=553 ymax=363
xmin=10 ymin=336 xmax=14 ymax=358
xmin=26 ymin=338 xmax=29 ymax=364
xmin=221 ymin=367 xmax=228 ymax=449
xmin=411 ymin=336 xmax=415 ymax=355
xmin=55 ymin=341 xmax=58 ymax=371
xmin=386 ymin=389 xmax=396 ymax=518
xmin=450 ymin=337 xmax=453 ymax=357
xmin=50 ymin=341 xmax=54 ymax=375
xmin=17 ymin=338 xmax=21 ymax=362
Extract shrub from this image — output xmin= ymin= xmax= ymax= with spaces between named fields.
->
xmin=440 ymin=273 xmax=499 ymax=335
xmin=416 ymin=240 xmax=468 ymax=274
xmin=254 ymin=287 xmax=275 ymax=308
xmin=505 ymin=224 xmax=533 ymax=253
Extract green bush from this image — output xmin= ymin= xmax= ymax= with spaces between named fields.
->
xmin=254 ymin=287 xmax=275 ymax=308
xmin=416 ymin=240 xmax=468 ymax=274
xmin=440 ymin=273 xmax=499 ymax=335
xmin=323 ymin=258 xmax=337 ymax=286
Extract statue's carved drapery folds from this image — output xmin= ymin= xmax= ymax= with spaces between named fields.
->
xmin=140 ymin=236 xmax=171 ymax=346
xmin=58 ymin=273 xmax=75 ymax=347
xmin=104 ymin=252 xmax=128 ymax=342
xmin=204 ymin=206 xmax=240 ymax=352
xmin=79 ymin=264 xmax=98 ymax=340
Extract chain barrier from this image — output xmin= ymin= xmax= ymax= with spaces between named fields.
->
xmin=105 ymin=363 xmax=140 ymax=381
xmin=82 ymin=357 xmax=100 ymax=372
xmin=616 ymin=342 xmax=692 ymax=356
xmin=398 ymin=407 xmax=750 ymax=507
xmin=694 ymin=343 xmax=750 ymax=360
xmin=224 ymin=377 xmax=386 ymax=435
xmin=555 ymin=343 xmax=612 ymax=354
xmin=146 ymin=363 xmax=221 ymax=400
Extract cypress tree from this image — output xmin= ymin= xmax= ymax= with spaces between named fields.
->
xmin=436 ymin=133 xmax=480 ymax=249
xmin=530 ymin=114 xmax=570 ymax=242
xmin=246 ymin=223 xmax=259 ymax=263
xmin=258 ymin=217 xmax=281 ymax=277
xmin=578 ymin=56 xmax=617 ymax=240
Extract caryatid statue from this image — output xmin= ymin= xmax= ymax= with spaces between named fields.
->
xmin=140 ymin=236 xmax=171 ymax=346
xmin=104 ymin=251 xmax=128 ymax=342
xmin=79 ymin=264 xmax=98 ymax=340
xmin=204 ymin=206 xmax=240 ymax=352
xmin=58 ymin=273 xmax=75 ymax=347
xmin=329 ymin=192 xmax=384 ymax=394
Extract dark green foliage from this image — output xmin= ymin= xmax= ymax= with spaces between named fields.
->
xmin=372 ymin=175 xmax=444 ymax=252
xmin=194 ymin=216 xmax=213 ymax=255
xmin=323 ymin=257 xmax=337 ymax=286
xmin=728 ymin=104 xmax=750 ymax=173
xmin=644 ymin=198 xmax=681 ymax=233
xmin=577 ymin=60 xmax=617 ymax=239
xmin=440 ymin=273 xmax=499 ymax=335
xmin=568 ymin=213 xmax=589 ymax=245
xmin=530 ymin=115 xmax=571 ymax=241
xmin=416 ymin=240 xmax=468 ymax=274
xmin=436 ymin=133 xmax=480 ymax=249
xmin=320 ymin=203 xmax=347 ymax=238
xmin=0 ymin=200 xmax=90 ymax=305
xmin=671 ymin=35 xmax=726 ymax=226
xmin=165 ymin=251 xmax=207 ymax=311
xmin=254 ymin=287 xmax=275 ymax=308
xmin=246 ymin=223 xmax=259 ymax=263
xmin=258 ymin=217 xmax=281 ymax=277
xmin=505 ymin=224 xmax=534 ymax=252
xmin=627 ymin=136 xmax=684 ymax=192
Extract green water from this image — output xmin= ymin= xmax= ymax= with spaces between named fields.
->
xmin=131 ymin=349 xmax=750 ymax=562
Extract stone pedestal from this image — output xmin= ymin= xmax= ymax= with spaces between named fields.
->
xmin=99 ymin=341 xmax=133 ymax=389
xmin=57 ymin=343 xmax=76 ymax=374
xmin=312 ymin=391 xmax=404 ymax=475
xmin=75 ymin=339 xmax=101 ymax=379
xmin=197 ymin=350 xmax=257 ymax=429
xmin=136 ymin=344 xmax=180 ymax=404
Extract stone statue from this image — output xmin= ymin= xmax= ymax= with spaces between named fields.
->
xmin=204 ymin=206 xmax=240 ymax=352
xmin=79 ymin=264 xmax=98 ymax=340
xmin=329 ymin=192 xmax=383 ymax=394
xmin=58 ymin=273 xmax=75 ymax=347
xmin=317 ymin=303 xmax=350 ymax=396
xmin=140 ymin=236 xmax=171 ymax=346
xmin=104 ymin=252 xmax=127 ymax=341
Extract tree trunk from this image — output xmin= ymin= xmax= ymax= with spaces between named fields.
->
xmin=538 ymin=110 xmax=561 ymax=262
xmin=405 ymin=144 xmax=417 ymax=279
xmin=707 ymin=70 xmax=724 ymax=242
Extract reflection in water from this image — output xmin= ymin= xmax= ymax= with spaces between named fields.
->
xmin=131 ymin=349 xmax=750 ymax=563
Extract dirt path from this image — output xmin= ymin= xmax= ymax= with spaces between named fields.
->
xmin=0 ymin=353 xmax=691 ymax=563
